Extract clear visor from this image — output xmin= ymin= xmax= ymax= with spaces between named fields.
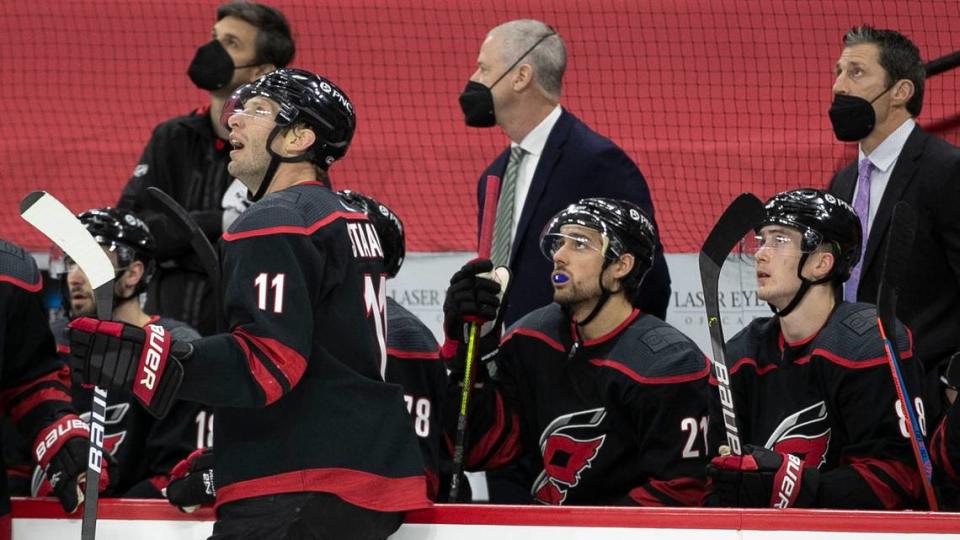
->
xmin=740 ymin=230 xmax=816 ymax=256
xmin=220 ymin=85 xmax=282 ymax=131
xmin=539 ymin=231 xmax=607 ymax=260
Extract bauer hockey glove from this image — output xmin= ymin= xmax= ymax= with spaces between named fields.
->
xmin=441 ymin=259 xmax=510 ymax=365
xmin=706 ymin=444 xmax=818 ymax=508
xmin=164 ymin=448 xmax=216 ymax=512
xmin=32 ymin=414 xmax=114 ymax=513
xmin=67 ymin=317 xmax=191 ymax=419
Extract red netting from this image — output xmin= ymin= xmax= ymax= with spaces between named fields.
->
xmin=2 ymin=0 xmax=958 ymax=253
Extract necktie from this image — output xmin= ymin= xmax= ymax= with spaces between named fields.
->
xmin=844 ymin=158 xmax=874 ymax=303
xmin=490 ymin=146 xmax=527 ymax=267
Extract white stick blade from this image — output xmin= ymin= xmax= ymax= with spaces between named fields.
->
xmin=19 ymin=191 xmax=114 ymax=289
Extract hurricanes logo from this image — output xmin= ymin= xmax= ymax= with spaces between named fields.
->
xmin=765 ymin=401 xmax=831 ymax=468
xmin=531 ymin=408 xmax=607 ymax=505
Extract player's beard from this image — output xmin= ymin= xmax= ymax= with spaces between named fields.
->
xmin=554 ymin=275 xmax=603 ymax=315
xmin=228 ymin=144 xmax=271 ymax=195
xmin=70 ymin=287 xmax=96 ymax=318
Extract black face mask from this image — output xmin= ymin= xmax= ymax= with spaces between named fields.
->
xmin=828 ymin=85 xmax=894 ymax=142
xmin=458 ymin=30 xmax=557 ymax=128
xmin=188 ymin=40 xmax=258 ymax=91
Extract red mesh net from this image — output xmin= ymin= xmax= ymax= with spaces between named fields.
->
xmin=2 ymin=1 xmax=958 ymax=252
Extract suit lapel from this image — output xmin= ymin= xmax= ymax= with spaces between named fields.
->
xmin=510 ymin=110 xmax=572 ymax=261
xmin=860 ymin=125 xmax=926 ymax=281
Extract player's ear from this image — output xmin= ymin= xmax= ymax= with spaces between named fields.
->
xmin=125 ymin=260 xmax=145 ymax=287
xmin=286 ymin=125 xmax=316 ymax=156
xmin=611 ymin=253 xmax=635 ymax=281
xmin=809 ymin=250 xmax=834 ymax=281
xmin=250 ymin=63 xmax=277 ymax=81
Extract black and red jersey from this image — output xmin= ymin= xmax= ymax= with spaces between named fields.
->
xmin=931 ymin=399 xmax=960 ymax=509
xmin=0 ymin=240 xmax=78 ymax=526
xmin=180 ymin=182 xmax=430 ymax=512
xmin=384 ymin=297 xmax=448 ymax=501
xmin=710 ymin=302 xmax=926 ymax=509
xmin=42 ymin=315 xmax=205 ymax=498
xmin=450 ymin=304 xmax=711 ymax=506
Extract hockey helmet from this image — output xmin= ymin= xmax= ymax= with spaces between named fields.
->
xmin=221 ymin=68 xmax=355 ymax=170
xmin=77 ymin=207 xmax=157 ymax=293
xmin=540 ymin=197 xmax=657 ymax=297
xmin=759 ymin=188 xmax=861 ymax=282
xmin=338 ymin=190 xmax=405 ymax=278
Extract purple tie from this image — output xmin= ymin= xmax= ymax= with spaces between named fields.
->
xmin=845 ymin=158 xmax=874 ymax=303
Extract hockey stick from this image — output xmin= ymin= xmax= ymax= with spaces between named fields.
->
xmin=449 ymin=175 xmax=501 ymax=501
xmin=875 ymin=201 xmax=939 ymax=510
xmin=925 ymin=49 xmax=960 ymax=78
xmin=146 ymin=187 xmax=223 ymax=332
xmin=20 ymin=191 xmax=113 ymax=540
xmin=699 ymin=193 xmax=765 ymax=456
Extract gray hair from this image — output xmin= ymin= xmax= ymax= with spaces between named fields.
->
xmin=490 ymin=19 xmax=566 ymax=100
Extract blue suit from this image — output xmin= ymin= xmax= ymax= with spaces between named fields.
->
xmin=478 ymin=109 xmax=671 ymax=327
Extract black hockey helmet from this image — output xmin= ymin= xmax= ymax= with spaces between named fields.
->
xmin=222 ymin=68 xmax=355 ymax=170
xmin=759 ymin=188 xmax=862 ymax=283
xmin=74 ymin=207 xmax=156 ymax=296
xmin=337 ymin=190 xmax=406 ymax=278
xmin=540 ymin=197 xmax=657 ymax=300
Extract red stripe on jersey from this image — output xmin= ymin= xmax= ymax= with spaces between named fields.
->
xmin=931 ymin=418 xmax=958 ymax=482
xmin=628 ymin=476 xmax=705 ymax=507
xmin=589 ymin=356 xmax=710 ymax=385
xmin=467 ymin=392 xmax=520 ymax=469
xmin=1 ymin=365 xmax=71 ymax=420
xmin=234 ymin=328 xmax=307 ymax=391
xmin=215 ymin=467 xmax=431 ymax=512
xmin=728 ymin=357 xmax=779 ymax=376
xmin=845 ymin=456 xmax=921 ymax=509
xmin=0 ymin=273 xmax=41 ymax=292
xmin=581 ymin=309 xmax=640 ymax=346
xmin=221 ymin=211 xmax=366 ymax=241
xmin=502 ymin=328 xmax=565 ymax=352
xmin=230 ymin=333 xmax=283 ymax=405
xmin=387 ymin=348 xmax=440 ymax=360
xmin=794 ymin=349 xmax=890 ymax=369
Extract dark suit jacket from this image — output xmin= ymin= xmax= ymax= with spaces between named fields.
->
xmin=828 ymin=124 xmax=960 ymax=370
xmin=478 ymin=109 xmax=671 ymax=326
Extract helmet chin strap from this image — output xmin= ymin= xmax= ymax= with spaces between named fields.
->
xmin=771 ymin=253 xmax=832 ymax=318
xmin=571 ymin=260 xmax=615 ymax=328
xmin=248 ymin=126 xmax=315 ymax=202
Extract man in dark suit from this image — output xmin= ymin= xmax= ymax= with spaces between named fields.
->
xmin=453 ymin=18 xmax=670 ymax=504
xmin=457 ymin=19 xmax=670 ymax=328
xmin=827 ymin=25 xmax=960 ymax=422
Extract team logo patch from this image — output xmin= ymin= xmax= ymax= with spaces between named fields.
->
xmin=765 ymin=401 xmax=831 ymax=468
xmin=531 ymin=408 xmax=607 ymax=505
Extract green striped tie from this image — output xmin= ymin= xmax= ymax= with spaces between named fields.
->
xmin=490 ymin=146 xmax=527 ymax=267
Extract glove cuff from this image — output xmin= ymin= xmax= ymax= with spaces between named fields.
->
xmin=132 ymin=324 xmax=186 ymax=418
xmin=33 ymin=414 xmax=88 ymax=469
xmin=770 ymin=454 xmax=818 ymax=508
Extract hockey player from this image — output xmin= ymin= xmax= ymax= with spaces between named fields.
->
xmin=442 ymin=198 xmax=711 ymax=506
xmin=67 ymin=68 xmax=429 ymax=540
xmin=706 ymin=188 xmax=926 ymax=509
xmin=338 ymin=190 xmax=456 ymax=501
xmin=0 ymin=239 xmax=111 ymax=538
xmin=32 ymin=208 xmax=205 ymax=499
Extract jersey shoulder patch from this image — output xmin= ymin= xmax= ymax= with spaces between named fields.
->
xmin=0 ymin=239 xmax=41 ymax=291
xmin=725 ymin=316 xmax=776 ymax=365
xmin=387 ymin=299 xmax=439 ymax=354
xmin=598 ymin=315 xmax=709 ymax=383
xmin=503 ymin=303 xmax=567 ymax=350
xmin=812 ymin=302 xmax=909 ymax=365
xmin=225 ymin=184 xmax=362 ymax=239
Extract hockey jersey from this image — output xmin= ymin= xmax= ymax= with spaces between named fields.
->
xmin=451 ymin=304 xmax=711 ymax=506
xmin=384 ymin=297 xmax=449 ymax=501
xmin=0 ymin=240 xmax=78 ymax=533
xmin=709 ymin=302 xmax=925 ymax=509
xmin=40 ymin=316 xmax=204 ymax=497
xmin=931 ymin=399 xmax=960 ymax=509
xmin=180 ymin=182 xmax=430 ymax=512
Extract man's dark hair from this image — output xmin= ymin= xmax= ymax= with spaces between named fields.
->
xmin=217 ymin=1 xmax=295 ymax=68
xmin=843 ymin=25 xmax=925 ymax=116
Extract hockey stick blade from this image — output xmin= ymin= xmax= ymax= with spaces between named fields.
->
xmin=450 ymin=175 xmax=501 ymax=501
xmin=147 ymin=187 xmax=223 ymax=332
xmin=699 ymin=193 xmax=764 ymax=455
xmin=875 ymin=202 xmax=938 ymax=510
xmin=19 ymin=191 xmax=111 ymax=539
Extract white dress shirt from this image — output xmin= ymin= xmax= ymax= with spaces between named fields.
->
xmin=508 ymin=105 xmax=562 ymax=240
xmin=856 ymin=117 xmax=915 ymax=232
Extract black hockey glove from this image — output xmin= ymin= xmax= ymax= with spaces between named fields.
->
xmin=443 ymin=258 xmax=504 ymax=341
xmin=68 ymin=317 xmax=191 ymax=419
xmin=706 ymin=444 xmax=818 ymax=508
xmin=32 ymin=414 xmax=115 ymax=513
xmin=165 ymin=448 xmax=216 ymax=512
